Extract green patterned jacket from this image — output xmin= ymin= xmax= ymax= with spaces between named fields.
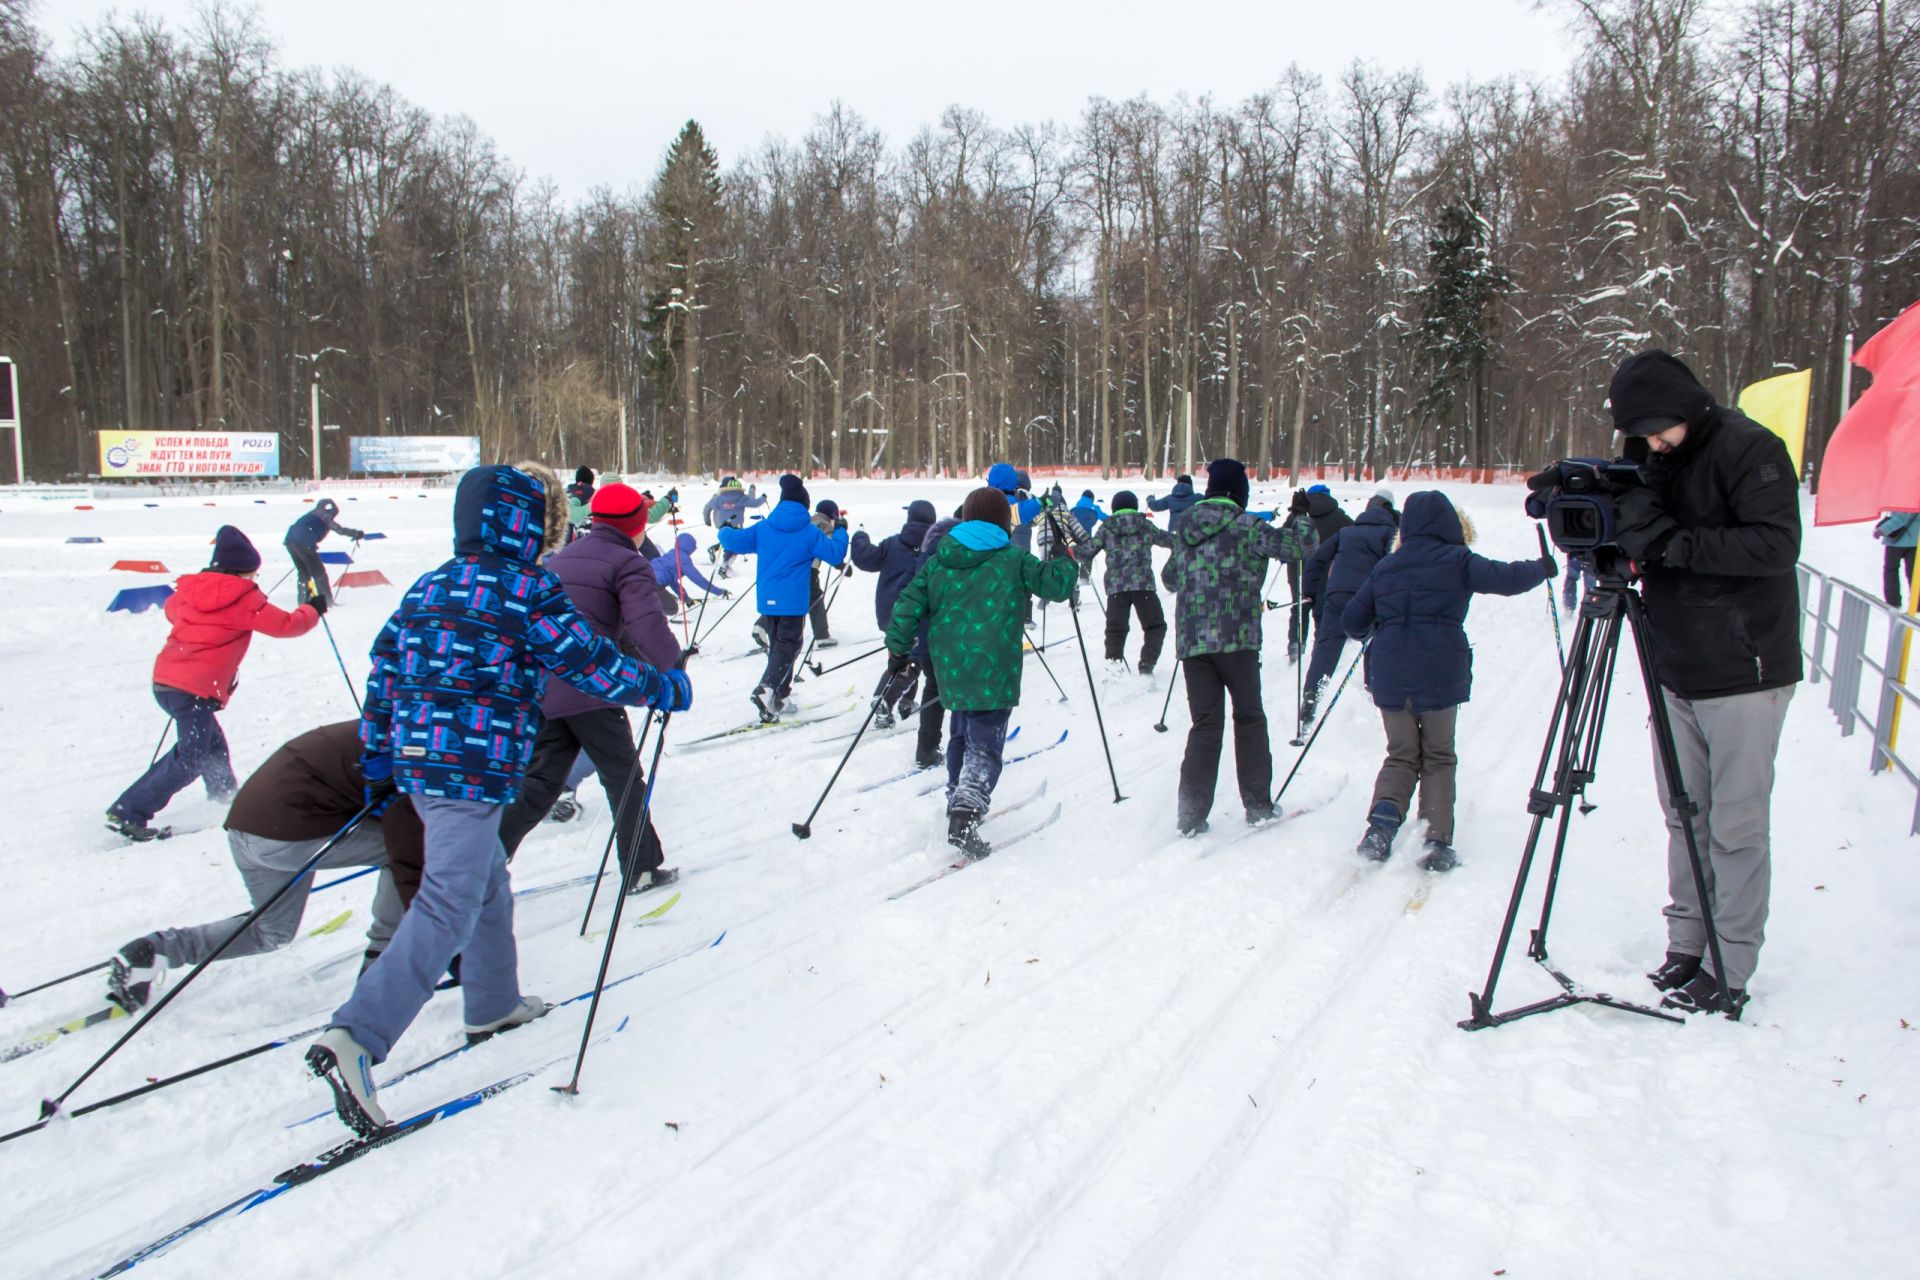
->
xmin=1160 ymin=497 xmax=1317 ymax=659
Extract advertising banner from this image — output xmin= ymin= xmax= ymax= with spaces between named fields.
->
xmin=97 ymin=431 xmax=280 ymax=477
xmin=348 ymin=436 xmax=481 ymax=474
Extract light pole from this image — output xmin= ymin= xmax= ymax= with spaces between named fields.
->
xmin=295 ymin=348 xmax=346 ymax=481
xmin=0 ymin=356 xmax=21 ymax=483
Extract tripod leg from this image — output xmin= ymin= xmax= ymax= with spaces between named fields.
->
xmin=1529 ymin=609 xmax=1625 ymax=958
xmin=1627 ymin=594 xmax=1737 ymax=1015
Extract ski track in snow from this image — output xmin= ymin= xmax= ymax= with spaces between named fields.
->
xmin=1 ymin=479 xmax=1915 ymax=1278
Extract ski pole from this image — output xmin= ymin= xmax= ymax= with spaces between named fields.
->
xmin=793 ymin=565 xmax=849 ymax=683
xmin=1538 ymin=526 xmax=1565 ymax=672
xmin=1295 ymin=599 xmax=1308 ymax=744
xmin=1153 ymin=665 xmax=1179 ymax=733
xmin=577 ymin=708 xmax=659 ymax=937
xmin=552 ymin=697 xmax=681 ymax=1096
xmin=313 ymin=865 xmax=376 ymax=893
xmin=267 ymin=566 xmax=294 ymax=596
xmin=807 ymin=642 xmax=886 ymax=679
xmin=1023 ymin=626 xmax=1072 ymax=704
xmin=148 ymin=718 xmax=173 ymax=767
xmin=40 ymin=804 xmax=376 ymax=1120
xmin=0 ymin=959 xmax=112 ymax=1009
xmin=1 ymin=1027 xmax=309 ymax=1145
xmin=1045 ymin=506 xmax=1125 ymax=804
xmin=791 ymin=671 xmax=892 ymax=839
xmin=1273 ymin=640 xmax=1369 ymax=808
xmin=692 ymin=588 xmax=748 ymax=648
xmin=312 ymin=592 xmax=363 ymax=713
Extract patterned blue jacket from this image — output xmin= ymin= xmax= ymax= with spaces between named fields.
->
xmin=359 ymin=464 xmax=661 ymax=804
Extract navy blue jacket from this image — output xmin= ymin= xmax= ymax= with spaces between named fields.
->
xmin=850 ymin=517 xmax=934 ymax=628
xmin=360 ymin=465 xmax=660 ymax=804
xmin=286 ymin=501 xmax=363 ymax=550
xmin=718 ymin=499 xmax=848 ymax=617
xmin=1340 ymin=491 xmax=1548 ymax=713
xmin=1308 ymin=500 xmax=1398 ymax=605
xmin=1148 ymin=480 xmax=1199 ymax=529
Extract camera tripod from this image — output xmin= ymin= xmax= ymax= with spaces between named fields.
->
xmin=1459 ymin=562 xmax=1736 ymax=1030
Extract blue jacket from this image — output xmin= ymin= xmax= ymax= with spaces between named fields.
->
xmin=718 ymin=499 xmax=848 ymax=617
xmin=653 ymin=532 xmax=718 ymax=597
xmin=359 ymin=465 xmax=659 ymax=804
xmin=1148 ymin=480 xmax=1199 ymax=529
xmin=1308 ymin=500 xmax=1398 ymax=604
xmin=1340 ymin=491 xmax=1548 ymax=713
xmin=1876 ymin=512 xmax=1920 ymax=548
xmin=850 ymin=516 xmax=934 ymax=628
xmin=1071 ymin=497 xmax=1107 ymax=528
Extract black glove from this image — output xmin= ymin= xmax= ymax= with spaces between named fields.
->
xmin=884 ymin=651 xmax=913 ymax=692
xmin=1613 ymin=486 xmax=1680 ymax=566
xmin=1288 ymin=489 xmax=1309 ymax=516
xmin=1539 ymin=553 xmax=1560 ymax=579
xmin=835 ymin=516 xmax=849 ymax=532
xmin=307 ymin=592 xmax=329 ymax=616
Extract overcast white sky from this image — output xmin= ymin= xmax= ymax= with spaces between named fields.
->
xmin=31 ymin=0 xmax=1580 ymax=199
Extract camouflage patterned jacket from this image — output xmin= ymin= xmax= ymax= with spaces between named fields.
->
xmin=886 ymin=521 xmax=1078 ymax=711
xmin=1079 ymin=509 xmax=1173 ymax=594
xmin=1160 ymin=497 xmax=1317 ymax=659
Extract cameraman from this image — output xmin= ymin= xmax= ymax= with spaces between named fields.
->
xmin=1605 ymin=350 xmax=1802 ymax=1019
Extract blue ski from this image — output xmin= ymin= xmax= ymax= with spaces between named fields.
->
xmin=854 ymin=727 xmax=1022 ymax=793
xmin=913 ymin=730 xmax=1067 ymax=796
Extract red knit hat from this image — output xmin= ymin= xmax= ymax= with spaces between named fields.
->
xmin=590 ymin=482 xmax=651 ymax=538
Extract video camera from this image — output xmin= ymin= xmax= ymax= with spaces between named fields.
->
xmin=1524 ymin=458 xmax=1646 ymax=556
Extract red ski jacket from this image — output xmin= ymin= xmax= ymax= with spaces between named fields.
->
xmin=152 ymin=571 xmax=319 ymax=706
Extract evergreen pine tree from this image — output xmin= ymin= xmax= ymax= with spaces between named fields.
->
xmin=644 ymin=120 xmax=724 ymax=473
xmin=1414 ymin=195 xmax=1511 ymax=468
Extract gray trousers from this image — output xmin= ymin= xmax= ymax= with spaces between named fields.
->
xmin=332 ymin=797 xmax=521 ymax=1063
xmin=1372 ymin=705 xmax=1459 ymax=843
xmin=1652 ymin=684 xmax=1794 ymax=988
xmin=147 ymin=826 xmax=400 ymax=968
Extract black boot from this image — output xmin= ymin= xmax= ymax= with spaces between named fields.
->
xmin=947 ymin=808 xmax=991 ymax=859
xmin=1418 ymin=839 xmax=1458 ymax=872
xmin=915 ymin=747 xmax=943 ymax=771
xmin=1660 ymin=969 xmax=1748 ymax=1020
xmin=1646 ymin=951 xmax=1701 ymax=991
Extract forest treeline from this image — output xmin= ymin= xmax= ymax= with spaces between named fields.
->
xmin=1 ymin=0 xmax=1915 ymax=482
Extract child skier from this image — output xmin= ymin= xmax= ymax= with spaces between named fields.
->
xmin=108 ymin=721 xmax=422 ymax=1011
xmin=1299 ymin=488 xmax=1398 ymax=726
xmin=884 ymin=486 xmax=1077 ymax=857
xmin=850 ymin=498 xmax=938 ymax=727
xmin=1078 ymin=489 xmax=1173 ymax=676
xmin=654 ymin=531 xmax=728 ymax=608
xmin=1340 ymin=490 xmax=1554 ymax=871
xmin=107 ymin=526 xmax=322 ymax=841
xmin=702 ymin=476 xmax=766 ymax=578
xmin=307 ymin=462 xmax=691 ymax=1138
xmin=809 ymin=498 xmax=849 ymax=647
xmin=1161 ymin=459 xmax=1315 ymax=835
xmin=719 ymin=473 xmax=848 ymax=722
xmin=498 ymin=482 xmax=685 ymax=892
xmin=565 ymin=466 xmax=596 ymax=539
xmin=285 ymin=498 xmax=364 ymax=607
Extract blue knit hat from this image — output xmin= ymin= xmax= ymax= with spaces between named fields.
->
xmin=986 ymin=462 xmax=1019 ymax=493
xmin=209 ymin=525 xmax=261 ymax=574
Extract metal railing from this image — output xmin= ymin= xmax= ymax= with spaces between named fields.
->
xmin=1796 ymin=562 xmax=1920 ymax=834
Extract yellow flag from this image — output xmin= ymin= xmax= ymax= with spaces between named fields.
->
xmin=1737 ymin=369 xmax=1812 ymax=475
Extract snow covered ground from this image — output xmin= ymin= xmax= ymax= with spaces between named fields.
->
xmin=0 ymin=475 xmax=1914 ymax=1278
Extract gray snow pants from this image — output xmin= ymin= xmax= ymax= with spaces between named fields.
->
xmin=1652 ymin=684 xmax=1794 ymax=989
xmin=1372 ymin=704 xmax=1459 ymax=844
xmin=146 ymin=826 xmax=401 ymax=967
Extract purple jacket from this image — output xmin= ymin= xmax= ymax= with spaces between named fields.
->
xmin=653 ymin=532 xmax=718 ymax=597
xmin=541 ymin=524 xmax=683 ymax=719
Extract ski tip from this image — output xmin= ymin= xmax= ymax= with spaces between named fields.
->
xmin=709 ymin=930 xmax=727 ymax=947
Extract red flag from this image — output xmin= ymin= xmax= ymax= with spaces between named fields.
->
xmin=1815 ymin=298 xmax=1920 ymax=525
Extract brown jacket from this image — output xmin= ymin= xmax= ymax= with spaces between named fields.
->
xmin=225 ymin=721 xmax=426 ymax=904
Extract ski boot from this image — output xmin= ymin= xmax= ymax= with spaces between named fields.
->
xmin=1356 ymin=801 xmax=1401 ymax=862
xmin=1178 ymin=818 xmax=1211 ymax=838
xmin=545 ymin=788 xmax=581 ymax=823
xmin=914 ymin=747 xmax=944 ymax=771
xmin=751 ymin=686 xmax=781 ymax=724
xmin=1418 ymin=839 xmax=1458 ymax=873
xmin=815 ymin=635 xmax=837 ymax=649
xmin=307 ymin=1027 xmax=390 ymax=1137
xmin=1138 ymin=662 xmax=1155 ymax=678
xmin=1646 ymin=951 xmax=1702 ymax=992
xmin=895 ymin=691 xmax=918 ymax=720
xmin=626 ymin=866 xmax=680 ymax=895
xmin=1244 ymin=804 xmax=1278 ymax=828
xmin=947 ymin=809 xmax=991 ymax=860
xmin=1660 ymin=970 xmax=1748 ymax=1020
xmin=105 ymin=809 xmax=169 ymax=843
xmin=873 ymin=699 xmax=895 ymax=730
xmin=108 ymin=937 xmax=168 ymax=1013
xmin=752 ymin=622 xmax=770 ymax=651
xmin=464 ymin=996 xmax=551 ymax=1045
xmin=1103 ymin=658 xmax=1129 ymax=681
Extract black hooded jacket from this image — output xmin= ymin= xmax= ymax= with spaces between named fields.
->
xmin=1627 ymin=403 xmax=1803 ymax=699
